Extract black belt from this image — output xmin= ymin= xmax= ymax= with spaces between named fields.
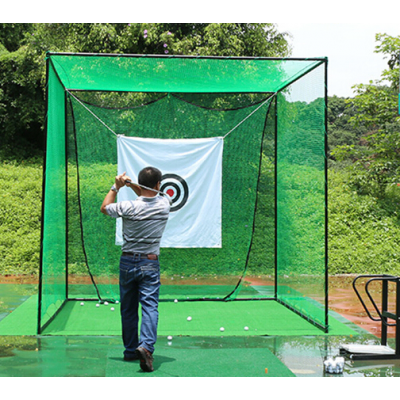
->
xmin=122 ymin=252 xmax=158 ymax=260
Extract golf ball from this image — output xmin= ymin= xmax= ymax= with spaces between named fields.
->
xmin=220 ymin=327 xmax=225 ymax=332
xmin=80 ymin=302 xmax=84 ymax=306
xmin=244 ymin=326 xmax=249 ymax=331
xmin=111 ymin=307 xmax=115 ymax=311
xmin=187 ymin=316 xmax=192 ymax=321
xmin=174 ymin=299 xmax=178 ymax=303
xmin=115 ymin=301 xmax=119 ymax=304
xmin=104 ymin=301 xmax=109 ymax=306
xmin=167 ymin=335 xmax=173 ymax=340
xmin=96 ymin=304 xmax=100 ymax=308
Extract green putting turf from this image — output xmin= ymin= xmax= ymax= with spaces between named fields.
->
xmin=106 ymin=343 xmax=295 ymax=377
xmin=0 ymin=294 xmax=358 ymax=337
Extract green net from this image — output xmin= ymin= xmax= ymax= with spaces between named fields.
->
xmin=276 ymin=64 xmax=327 ymax=328
xmin=39 ymin=63 xmax=67 ymax=329
xmin=66 ymin=92 xmax=272 ymax=301
xmin=50 ymin=54 xmax=322 ymax=93
xmin=39 ymin=54 xmax=327 ymax=333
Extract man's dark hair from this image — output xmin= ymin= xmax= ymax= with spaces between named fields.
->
xmin=138 ymin=166 xmax=162 ymax=189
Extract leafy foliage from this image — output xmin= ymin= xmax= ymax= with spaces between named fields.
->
xmin=327 ymin=95 xmax=367 ymax=163
xmin=328 ymin=169 xmax=400 ymax=274
xmin=3 ymin=158 xmax=400 ymax=277
xmin=331 ymin=33 xmax=400 ymax=198
xmin=2 ymin=26 xmax=400 ymax=279
xmin=0 ymin=23 xmax=291 ymax=157
xmin=0 ymin=158 xmax=42 ymax=275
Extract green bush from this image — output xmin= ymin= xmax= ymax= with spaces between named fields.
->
xmin=328 ymin=169 xmax=400 ymax=275
xmin=2 ymin=157 xmax=400 ymax=277
xmin=0 ymin=158 xmax=42 ymax=274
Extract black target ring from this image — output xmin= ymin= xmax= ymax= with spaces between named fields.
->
xmin=161 ymin=173 xmax=189 ymax=212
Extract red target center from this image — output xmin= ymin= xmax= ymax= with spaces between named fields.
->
xmin=161 ymin=174 xmax=189 ymax=212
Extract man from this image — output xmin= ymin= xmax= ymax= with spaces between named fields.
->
xmin=101 ymin=167 xmax=170 ymax=372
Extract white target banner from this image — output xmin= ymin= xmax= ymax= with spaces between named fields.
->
xmin=116 ymin=135 xmax=223 ymax=248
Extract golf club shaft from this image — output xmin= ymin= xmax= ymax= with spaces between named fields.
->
xmin=125 ymin=179 xmax=171 ymax=201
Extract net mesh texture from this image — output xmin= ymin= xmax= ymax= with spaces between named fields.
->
xmin=39 ymin=55 xmax=327 ymax=332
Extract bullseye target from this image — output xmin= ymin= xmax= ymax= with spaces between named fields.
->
xmin=161 ymin=173 xmax=189 ymax=212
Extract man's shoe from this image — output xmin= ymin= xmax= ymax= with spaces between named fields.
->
xmin=135 ymin=346 xmax=154 ymax=372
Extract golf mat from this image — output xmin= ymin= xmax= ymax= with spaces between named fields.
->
xmin=106 ymin=343 xmax=295 ymax=377
xmin=0 ymin=295 xmax=358 ymax=337
xmin=0 ymin=334 xmax=296 ymax=377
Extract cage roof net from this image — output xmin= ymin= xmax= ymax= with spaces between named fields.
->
xmin=48 ymin=53 xmax=325 ymax=93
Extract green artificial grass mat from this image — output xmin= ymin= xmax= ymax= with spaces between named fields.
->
xmin=67 ymin=283 xmax=274 ymax=300
xmin=0 ymin=295 xmax=37 ymax=335
xmin=0 ymin=294 xmax=358 ymax=337
xmin=106 ymin=344 xmax=295 ymax=377
xmin=0 ymin=335 xmax=297 ymax=377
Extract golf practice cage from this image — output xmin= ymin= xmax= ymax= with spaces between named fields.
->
xmin=38 ymin=53 xmax=328 ymax=334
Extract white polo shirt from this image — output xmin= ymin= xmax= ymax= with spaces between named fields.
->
xmin=106 ymin=195 xmax=170 ymax=255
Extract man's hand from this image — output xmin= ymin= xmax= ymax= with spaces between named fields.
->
xmin=115 ymin=172 xmax=130 ymax=190
xmin=115 ymin=172 xmax=141 ymax=196
xmin=100 ymin=172 xmax=131 ymax=215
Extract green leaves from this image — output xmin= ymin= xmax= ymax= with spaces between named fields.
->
xmin=375 ymin=33 xmax=400 ymax=72
xmin=0 ymin=159 xmax=42 ymax=275
xmin=331 ymin=33 xmax=400 ymax=199
xmin=0 ymin=23 xmax=291 ymax=159
xmin=328 ymin=170 xmax=400 ymax=275
xmin=348 ymin=82 xmax=399 ymax=128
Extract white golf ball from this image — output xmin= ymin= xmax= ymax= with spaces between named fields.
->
xmin=167 ymin=335 xmax=173 ymax=340
xmin=244 ymin=326 xmax=249 ymax=331
xmin=187 ymin=316 xmax=192 ymax=321
xmin=115 ymin=300 xmax=119 ymax=304
xmin=111 ymin=307 xmax=115 ymax=311
xmin=174 ymin=299 xmax=178 ymax=303
xmin=80 ymin=302 xmax=84 ymax=306
xmin=104 ymin=301 xmax=109 ymax=306
xmin=220 ymin=327 xmax=225 ymax=332
xmin=96 ymin=304 xmax=100 ymax=308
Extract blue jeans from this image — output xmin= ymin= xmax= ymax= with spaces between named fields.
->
xmin=119 ymin=255 xmax=161 ymax=357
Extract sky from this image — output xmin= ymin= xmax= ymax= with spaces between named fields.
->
xmin=276 ymin=23 xmax=400 ymax=98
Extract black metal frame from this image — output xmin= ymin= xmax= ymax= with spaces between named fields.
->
xmin=38 ymin=53 xmax=329 ymax=334
xmin=273 ymin=58 xmax=329 ymax=333
xmin=37 ymin=58 xmax=69 ymax=334
xmin=46 ymin=51 xmax=327 ymax=63
xmin=36 ymin=57 xmax=49 ymax=335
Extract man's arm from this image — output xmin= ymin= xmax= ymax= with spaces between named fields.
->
xmin=100 ymin=189 xmax=118 ymax=215
xmin=127 ymin=181 xmax=142 ymax=197
xmin=100 ymin=172 xmax=135 ymax=215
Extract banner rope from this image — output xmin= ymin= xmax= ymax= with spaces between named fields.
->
xmin=67 ymin=90 xmax=276 ymax=141
xmin=67 ymin=90 xmax=119 ymax=137
xmin=223 ymin=93 xmax=276 ymax=139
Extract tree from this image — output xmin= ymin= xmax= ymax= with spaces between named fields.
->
xmin=0 ymin=23 xmax=291 ymax=158
xmin=327 ymin=95 xmax=367 ymax=163
xmin=331 ymin=33 xmax=400 ymax=197
xmin=0 ymin=23 xmax=33 ymax=52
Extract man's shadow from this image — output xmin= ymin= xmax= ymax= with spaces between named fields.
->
xmin=109 ymin=355 xmax=176 ymax=375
